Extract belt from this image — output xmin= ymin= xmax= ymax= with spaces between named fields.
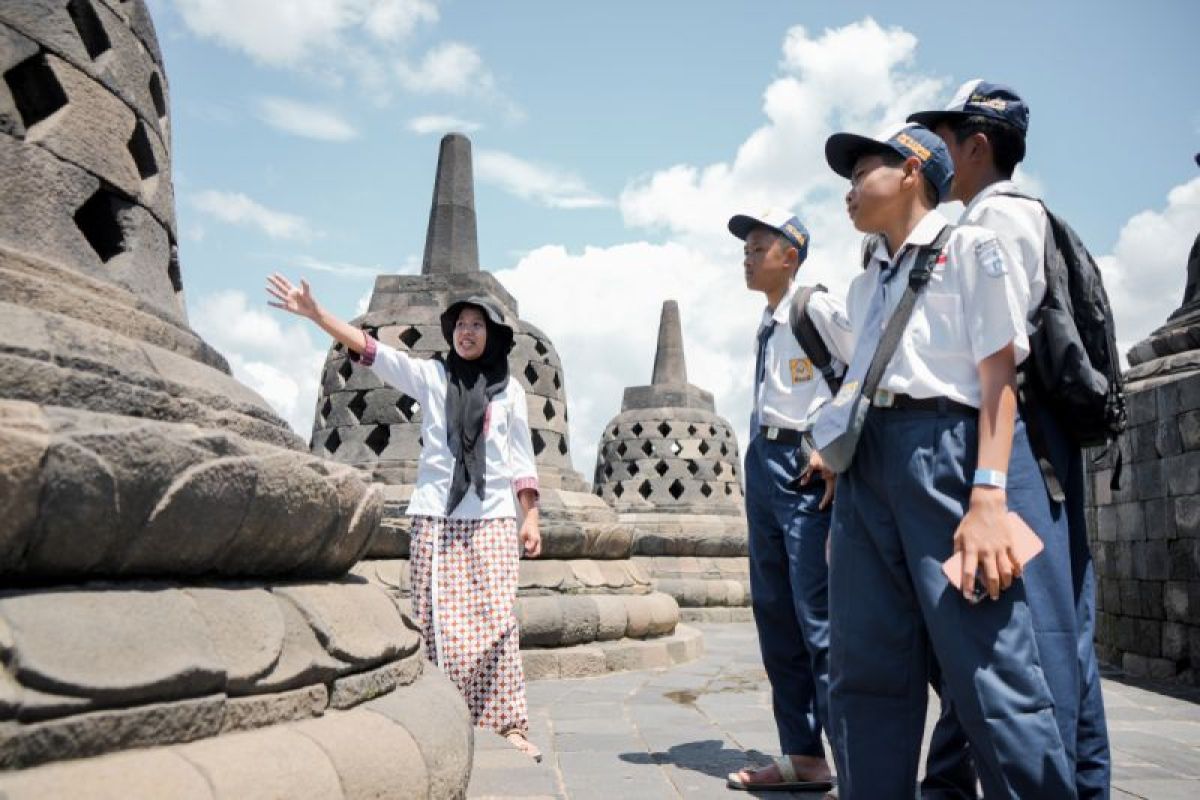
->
xmin=759 ymin=425 xmax=809 ymax=445
xmin=871 ymin=390 xmax=976 ymax=416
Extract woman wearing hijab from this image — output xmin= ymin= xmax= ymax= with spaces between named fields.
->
xmin=267 ymin=274 xmax=543 ymax=760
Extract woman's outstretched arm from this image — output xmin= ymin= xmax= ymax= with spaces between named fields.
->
xmin=266 ymin=273 xmax=368 ymax=354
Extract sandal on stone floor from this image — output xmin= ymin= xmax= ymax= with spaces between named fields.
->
xmin=503 ymin=730 xmax=543 ymax=763
xmin=726 ymin=756 xmax=835 ymax=791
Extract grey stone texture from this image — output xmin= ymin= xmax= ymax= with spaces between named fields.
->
xmin=592 ymin=301 xmax=748 ymax=617
xmin=1088 ymin=371 xmax=1200 ymax=684
xmin=0 ymin=4 xmax=473 ymax=794
xmin=317 ymin=134 xmax=690 ymax=673
xmin=465 ymin=622 xmax=1200 ymax=800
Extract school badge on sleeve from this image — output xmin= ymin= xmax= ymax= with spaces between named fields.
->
xmin=790 ymin=358 xmax=813 ymax=383
xmin=977 ymin=237 xmax=1007 ymax=277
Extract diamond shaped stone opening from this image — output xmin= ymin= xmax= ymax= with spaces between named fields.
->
xmin=687 ymin=424 xmax=698 ymax=436
xmin=557 ymin=436 xmax=569 ymax=455
xmin=534 ymin=339 xmax=549 ymax=357
xmin=670 ymin=441 xmax=682 ymax=456
xmin=67 ymin=0 xmax=112 ymax=60
xmin=531 ymin=429 xmax=546 ymax=456
xmin=542 ymin=399 xmax=556 ymax=420
xmin=668 ymin=479 xmax=685 ymax=500
xmin=365 ymin=425 xmax=390 ymax=456
xmin=347 ymin=391 xmax=368 ymax=422
xmin=720 ymin=443 xmax=729 ymax=456
xmin=638 ymin=480 xmax=653 ymax=499
xmin=698 ymin=441 xmax=710 ymax=455
xmin=641 ymin=440 xmax=654 ymax=456
xmin=604 ymin=463 xmax=614 ymax=478
xmin=654 ymin=460 xmax=669 ymax=477
xmin=700 ymin=482 xmax=713 ymax=498
xmin=523 ymin=362 xmax=539 ymax=386
xmin=399 ymin=327 xmax=422 ymax=348
xmin=616 ymin=442 xmax=627 ymax=456
xmin=320 ymin=397 xmax=332 ymax=422
xmin=714 ymin=463 xmax=724 ymax=476
xmin=631 ymin=422 xmax=643 ymax=436
xmin=613 ymin=482 xmax=624 ymax=498
xmin=628 ymin=462 xmax=639 ymax=476
xmin=325 ymin=429 xmax=342 ymax=454
xmin=657 ymin=421 xmax=671 ymax=437
xmin=337 ymin=359 xmax=354 ymax=383
xmin=686 ymin=461 xmax=699 ymax=476
xmin=397 ymin=394 xmax=420 ymax=420
xmin=552 ymin=372 xmax=562 ymax=390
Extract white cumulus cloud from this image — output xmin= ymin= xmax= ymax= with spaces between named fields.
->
xmin=1098 ymin=176 xmax=1200 ymax=363
xmin=171 ymin=0 xmax=438 ymax=66
xmin=192 ymin=190 xmax=314 ymax=241
xmin=476 ymin=150 xmax=610 ymax=210
xmin=395 ymin=41 xmax=494 ymax=95
xmin=257 ymin=96 xmax=358 ymax=141
xmin=407 ymin=114 xmax=482 ymax=135
xmin=190 ymin=290 xmax=329 ymax=437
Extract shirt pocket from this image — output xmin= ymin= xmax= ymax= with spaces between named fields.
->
xmin=914 ymin=292 xmax=965 ymax=350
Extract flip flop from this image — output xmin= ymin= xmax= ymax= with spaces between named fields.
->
xmin=726 ymin=756 xmax=835 ymax=792
xmin=503 ymin=730 xmax=543 ymax=763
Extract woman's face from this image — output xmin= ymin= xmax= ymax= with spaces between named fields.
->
xmin=453 ymin=306 xmax=488 ymax=360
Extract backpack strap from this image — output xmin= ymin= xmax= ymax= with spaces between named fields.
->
xmin=858 ymin=225 xmax=954 ymax=405
xmin=788 ymin=285 xmax=843 ymax=395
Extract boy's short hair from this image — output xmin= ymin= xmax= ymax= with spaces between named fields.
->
xmin=944 ymin=115 xmax=1026 ymax=177
xmin=876 ymin=151 xmax=940 ymax=208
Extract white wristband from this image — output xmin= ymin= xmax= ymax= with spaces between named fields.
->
xmin=973 ymin=468 xmax=1007 ymax=489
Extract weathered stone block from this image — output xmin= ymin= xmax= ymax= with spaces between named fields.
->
xmin=179 ymin=725 xmax=343 ymax=800
xmin=1176 ymin=495 xmax=1200 ymax=539
xmin=1116 ymin=503 xmax=1146 ymax=541
xmin=294 ymin=707 xmax=430 ymax=800
xmin=218 ymin=684 xmax=327 ymax=734
xmin=1163 ymin=621 xmax=1188 ymax=661
xmin=0 ymin=747 xmax=212 ymax=800
xmin=1166 ymin=450 xmax=1200 ymax=496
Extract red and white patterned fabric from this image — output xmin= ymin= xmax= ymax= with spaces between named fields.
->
xmin=409 ymin=514 xmax=529 ymax=735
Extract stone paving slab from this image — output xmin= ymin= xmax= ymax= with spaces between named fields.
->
xmin=469 ymin=623 xmax=1200 ymax=799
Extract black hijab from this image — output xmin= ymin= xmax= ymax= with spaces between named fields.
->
xmin=438 ymin=298 xmax=515 ymax=515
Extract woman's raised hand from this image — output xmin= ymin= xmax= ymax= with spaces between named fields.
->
xmin=266 ymin=273 xmax=319 ymax=319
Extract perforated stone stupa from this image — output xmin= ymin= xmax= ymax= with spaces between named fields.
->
xmin=0 ymin=3 xmax=471 ymax=796
xmin=593 ymin=301 xmax=750 ymax=621
xmin=317 ymin=133 xmax=701 ymax=678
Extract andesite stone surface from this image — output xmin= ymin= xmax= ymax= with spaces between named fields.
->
xmin=592 ymin=301 xmax=750 ymax=622
xmin=0 ymin=3 xmax=472 ymax=795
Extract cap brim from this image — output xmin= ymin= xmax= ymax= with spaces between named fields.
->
xmin=825 ymin=133 xmax=894 ymax=179
xmin=727 ymin=214 xmax=766 ymax=241
xmin=440 ymin=297 xmax=515 ymax=344
xmin=906 ymin=110 xmax=971 ymax=130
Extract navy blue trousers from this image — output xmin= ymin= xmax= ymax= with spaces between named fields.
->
xmin=745 ymin=434 xmax=833 ymax=758
xmin=828 ymin=407 xmax=1075 ymax=800
xmin=922 ymin=405 xmax=1110 ymax=799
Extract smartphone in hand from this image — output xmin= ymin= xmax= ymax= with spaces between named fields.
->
xmin=942 ymin=511 xmax=1044 ymax=603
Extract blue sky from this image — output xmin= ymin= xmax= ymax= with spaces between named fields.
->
xmin=153 ymin=0 xmax=1200 ymax=470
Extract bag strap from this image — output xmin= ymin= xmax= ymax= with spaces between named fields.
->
xmin=788 ymin=285 xmax=842 ymax=395
xmin=859 ymin=225 xmax=954 ymax=402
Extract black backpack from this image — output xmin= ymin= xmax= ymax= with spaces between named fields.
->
xmin=787 ymin=285 xmax=843 ymax=395
xmin=996 ymin=191 xmax=1127 ymax=448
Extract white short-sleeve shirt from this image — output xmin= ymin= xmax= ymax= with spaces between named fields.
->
xmin=755 ymin=280 xmax=856 ymax=431
xmin=844 ymin=209 xmax=1031 ymax=408
xmin=360 ymin=339 xmax=539 ymax=520
xmin=960 ymin=179 xmax=1048 ymax=325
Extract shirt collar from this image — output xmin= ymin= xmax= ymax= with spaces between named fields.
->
xmin=961 ymin=179 xmax=1019 ymax=221
xmin=866 ymin=209 xmax=951 ymax=268
xmin=764 ymin=280 xmax=799 ymax=325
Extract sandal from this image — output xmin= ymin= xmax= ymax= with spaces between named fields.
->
xmin=503 ymin=730 xmax=543 ymax=763
xmin=727 ymin=756 xmax=835 ymax=791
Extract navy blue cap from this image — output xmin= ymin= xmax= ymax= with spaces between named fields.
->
xmin=824 ymin=122 xmax=954 ymax=203
xmin=907 ymin=79 xmax=1029 ymax=135
xmin=728 ymin=208 xmax=810 ymax=263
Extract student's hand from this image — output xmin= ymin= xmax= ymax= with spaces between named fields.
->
xmin=800 ymin=449 xmax=837 ymax=510
xmin=266 ymin=273 xmax=320 ymax=319
xmin=953 ymin=487 xmax=1019 ymax=602
xmin=519 ymin=510 xmax=542 ymax=558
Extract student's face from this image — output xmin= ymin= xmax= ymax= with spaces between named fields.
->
xmin=742 ymin=228 xmax=796 ymax=294
xmin=453 ymin=307 xmax=488 ymax=360
xmin=845 ymin=153 xmax=909 ymax=233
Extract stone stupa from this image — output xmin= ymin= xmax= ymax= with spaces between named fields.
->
xmin=313 ymin=133 xmax=701 ymax=678
xmin=593 ymin=301 xmax=750 ymax=621
xmin=0 ymin=2 xmax=471 ymax=796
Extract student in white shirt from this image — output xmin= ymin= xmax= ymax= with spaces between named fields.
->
xmin=910 ymin=79 xmax=1110 ymax=800
xmin=814 ymin=123 xmax=1074 ymax=798
xmin=724 ymin=210 xmax=853 ymax=793
xmin=266 ymin=275 xmax=543 ymax=761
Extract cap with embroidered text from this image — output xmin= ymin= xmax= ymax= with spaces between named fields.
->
xmin=824 ymin=122 xmax=954 ymax=203
xmin=907 ymin=79 xmax=1029 ymax=135
xmin=728 ymin=208 xmax=810 ymax=263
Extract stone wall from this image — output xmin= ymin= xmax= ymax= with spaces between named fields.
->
xmin=1087 ymin=372 xmax=1200 ymax=682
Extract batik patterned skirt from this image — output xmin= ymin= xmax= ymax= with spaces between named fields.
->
xmin=409 ymin=515 xmax=529 ymax=735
